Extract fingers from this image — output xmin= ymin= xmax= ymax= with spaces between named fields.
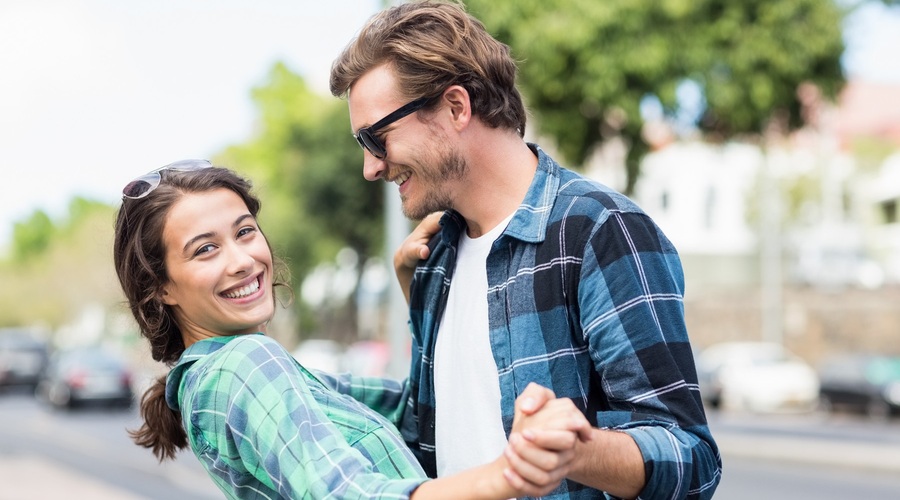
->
xmin=515 ymin=382 xmax=555 ymax=416
xmin=394 ymin=211 xmax=442 ymax=269
xmin=520 ymin=429 xmax=578 ymax=451
xmin=503 ymin=467 xmax=559 ymax=498
xmin=515 ymin=397 xmax=590 ymax=435
xmin=503 ymin=432 xmax=575 ymax=496
xmin=503 ymin=467 xmax=565 ymax=498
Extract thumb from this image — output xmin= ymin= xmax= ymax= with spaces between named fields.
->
xmin=516 ymin=382 xmax=555 ymax=415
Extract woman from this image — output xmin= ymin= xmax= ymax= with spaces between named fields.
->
xmin=113 ymin=160 xmax=589 ymax=499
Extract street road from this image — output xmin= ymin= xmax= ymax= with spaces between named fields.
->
xmin=0 ymin=387 xmax=219 ymax=499
xmin=2 ymin=387 xmax=899 ymax=499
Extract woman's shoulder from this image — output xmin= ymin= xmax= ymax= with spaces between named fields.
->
xmin=193 ymin=334 xmax=300 ymax=389
xmin=216 ymin=333 xmax=288 ymax=358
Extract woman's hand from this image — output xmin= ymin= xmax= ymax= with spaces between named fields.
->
xmin=502 ymin=383 xmax=593 ymax=497
xmin=393 ymin=211 xmax=443 ymax=304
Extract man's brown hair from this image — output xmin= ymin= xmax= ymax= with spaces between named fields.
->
xmin=330 ymin=0 xmax=526 ymax=136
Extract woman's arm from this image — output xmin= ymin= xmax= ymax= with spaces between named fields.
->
xmin=393 ymin=212 xmax=443 ymax=304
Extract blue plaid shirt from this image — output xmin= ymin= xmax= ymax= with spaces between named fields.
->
xmin=325 ymin=145 xmax=721 ymax=499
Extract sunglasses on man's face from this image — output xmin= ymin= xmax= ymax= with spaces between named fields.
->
xmin=353 ymin=96 xmax=434 ymax=159
xmin=122 ymin=159 xmax=212 ymax=199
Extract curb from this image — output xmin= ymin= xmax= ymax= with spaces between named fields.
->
xmin=715 ymin=431 xmax=900 ymax=474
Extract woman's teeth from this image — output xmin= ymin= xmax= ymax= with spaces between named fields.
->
xmin=223 ymin=278 xmax=259 ymax=299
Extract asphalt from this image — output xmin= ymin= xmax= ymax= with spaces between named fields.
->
xmin=3 ymin=419 xmax=899 ymax=499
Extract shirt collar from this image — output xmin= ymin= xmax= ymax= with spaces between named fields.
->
xmin=503 ymin=143 xmax=559 ymax=244
xmin=164 ymin=334 xmax=264 ymax=410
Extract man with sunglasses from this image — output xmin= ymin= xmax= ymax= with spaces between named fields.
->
xmin=329 ymin=2 xmax=720 ymax=499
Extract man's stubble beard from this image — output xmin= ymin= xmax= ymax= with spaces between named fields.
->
xmin=400 ymin=143 xmax=468 ymax=220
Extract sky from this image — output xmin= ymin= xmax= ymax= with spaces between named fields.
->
xmin=1 ymin=0 xmax=900 ymax=251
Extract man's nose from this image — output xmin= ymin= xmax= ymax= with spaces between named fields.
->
xmin=363 ymin=152 xmax=386 ymax=182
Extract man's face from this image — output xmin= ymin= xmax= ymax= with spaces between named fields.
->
xmin=348 ymin=64 xmax=468 ymax=220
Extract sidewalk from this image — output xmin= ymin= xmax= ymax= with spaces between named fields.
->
xmin=0 ymin=455 xmax=147 ymax=500
xmin=713 ymin=425 xmax=900 ymax=474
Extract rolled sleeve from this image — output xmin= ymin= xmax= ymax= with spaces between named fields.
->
xmin=581 ymin=212 xmax=721 ymax=500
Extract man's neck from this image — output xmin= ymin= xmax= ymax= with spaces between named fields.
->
xmin=454 ymin=131 xmax=538 ymax=238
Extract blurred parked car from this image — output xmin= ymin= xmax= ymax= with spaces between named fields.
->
xmin=696 ymin=341 xmax=819 ymax=413
xmin=292 ymin=339 xmax=345 ymax=374
xmin=36 ymin=346 xmax=134 ymax=409
xmin=0 ymin=329 xmax=50 ymax=389
xmin=818 ymin=354 xmax=900 ymax=419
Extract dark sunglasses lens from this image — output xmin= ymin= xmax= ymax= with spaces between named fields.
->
xmin=359 ymin=130 xmax=386 ymax=159
xmin=122 ymin=175 xmax=159 ymax=199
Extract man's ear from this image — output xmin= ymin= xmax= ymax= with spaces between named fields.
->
xmin=441 ymin=85 xmax=471 ymax=131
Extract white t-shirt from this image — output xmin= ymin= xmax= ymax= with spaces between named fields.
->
xmin=434 ymin=214 xmax=514 ymax=477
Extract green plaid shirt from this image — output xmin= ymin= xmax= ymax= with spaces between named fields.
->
xmin=165 ymin=334 xmax=427 ymax=499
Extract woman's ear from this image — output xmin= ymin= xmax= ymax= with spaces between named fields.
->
xmin=157 ymin=286 xmax=177 ymax=306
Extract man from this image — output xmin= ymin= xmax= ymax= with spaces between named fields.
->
xmin=329 ymin=2 xmax=721 ymax=498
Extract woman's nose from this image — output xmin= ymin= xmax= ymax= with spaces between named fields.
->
xmin=227 ymin=246 xmax=256 ymax=274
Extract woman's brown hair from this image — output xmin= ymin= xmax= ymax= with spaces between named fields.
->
xmin=113 ymin=166 xmax=281 ymax=461
xmin=330 ymin=0 xmax=527 ymax=137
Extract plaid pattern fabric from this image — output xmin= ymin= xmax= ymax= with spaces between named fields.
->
xmin=165 ymin=334 xmax=427 ymax=499
xmin=342 ymin=145 xmax=720 ymax=499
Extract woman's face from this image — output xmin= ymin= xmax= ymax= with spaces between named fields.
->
xmin=159 ymin=188 xmax=274 ymax=345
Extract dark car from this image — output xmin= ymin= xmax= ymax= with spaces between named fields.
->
xmin=818 ymin=354 xmax=900 ymax=419
xmin=0 ymin=329 xmax=50 ymax=389
xmin=36 ymin=346 xmax=134 ymax=409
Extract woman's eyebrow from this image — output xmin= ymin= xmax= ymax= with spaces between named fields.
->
xmin=182 ymin=231 xmax=216 ymax=255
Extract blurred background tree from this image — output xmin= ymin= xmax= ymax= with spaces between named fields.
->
xmin=216 ymin=62 xmax=384 ymax=340
xmin=0 ymin=198 xmax=118 ymax=330
xmin=2 ymin=0 xmax=897 ymax=343
xmin=466 ymin=0 xmax=851 ymax=193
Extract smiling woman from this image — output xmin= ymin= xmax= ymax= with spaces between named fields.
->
xmin=112 ymin=162 xmax=590 ymax=499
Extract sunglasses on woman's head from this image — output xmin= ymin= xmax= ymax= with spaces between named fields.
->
xmin=353 ymin=95 xmax=435 ymax=159
xmin=122 ymin=159 xmax=212 ymax=199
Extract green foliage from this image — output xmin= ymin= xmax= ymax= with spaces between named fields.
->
xmin=0 ymin=198 xmax=120 ymax=329
xmin=11 ymin=210 xmax=54 ymax=262
xmin=465 ymin=0 xmax=847 ymax=192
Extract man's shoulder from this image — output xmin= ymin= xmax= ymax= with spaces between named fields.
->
xmin=551 ymin=168 xmax=644 ymax=219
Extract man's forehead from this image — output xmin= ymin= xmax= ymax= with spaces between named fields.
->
xmin=349 ymin=64 xmax=401 ymax=103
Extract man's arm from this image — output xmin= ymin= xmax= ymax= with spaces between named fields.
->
xmin=510 ymin=210 xmax=721 ymax=500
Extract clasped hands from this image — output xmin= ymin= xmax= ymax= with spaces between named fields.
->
xmin=502 ymin=382 xmax=593 ymax=498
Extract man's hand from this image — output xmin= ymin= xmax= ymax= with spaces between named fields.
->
xmin=502 ymin=383 xmax=592 ymax=496
xmin=393 ymin=211 xmax=443 ymax=304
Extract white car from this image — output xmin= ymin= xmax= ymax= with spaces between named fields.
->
xmin=697 ymin=341 xmax=820 ymax=413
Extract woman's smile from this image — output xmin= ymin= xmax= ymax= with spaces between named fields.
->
xmin=221 ymin=272 xmax=263 ymax=300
